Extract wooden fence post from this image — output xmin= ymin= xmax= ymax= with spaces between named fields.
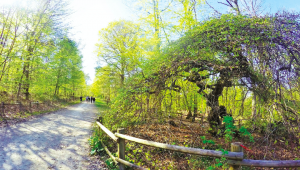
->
xmin=229 ymin=142 xmax=243 ymax=170
xmin=118 ymin=128 xmax=125 ymax=170
xmin=98 ymin=117 xmax=103 ymax=123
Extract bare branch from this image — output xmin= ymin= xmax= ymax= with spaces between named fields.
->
xmin=206 ymin=0 xmax=222 ymax=15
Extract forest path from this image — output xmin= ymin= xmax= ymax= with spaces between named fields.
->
xmin=0 ymin=102 xmax=99 ymax=170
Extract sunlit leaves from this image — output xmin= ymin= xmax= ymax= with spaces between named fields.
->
xmin=0 ymin=0 xmax=86 ymax=100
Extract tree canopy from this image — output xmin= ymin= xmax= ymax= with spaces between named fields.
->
xmin=92 ymin=2 xmax=300 ymax=137
xmin=143 ymin=12 xmax=300 ymax=133
xmin=0 ymin=0 xmax=87 ymax=102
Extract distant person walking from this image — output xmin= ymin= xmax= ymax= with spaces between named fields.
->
xmin=93 ymin=97 xmax=95 ymax=103
xmin=90 ymin=97 xmax=93 ymax=103
xmin=80 ymin=96 xmax=82 ymax=102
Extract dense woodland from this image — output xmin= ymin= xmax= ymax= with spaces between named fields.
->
xmin=92 ymin=0 xmax=300 ymax=135
xmin=0 ymin=0 xmax=87 ymax=104
xmin=90 ymin=0 xmax=300 ymax=169
xmin=1 ymin=0 xmax=300 ymax=169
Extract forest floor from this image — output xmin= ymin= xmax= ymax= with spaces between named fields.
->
xmin=0 ymin=102 xmax=106 ymax=170
xmin=97 ymin=112 xmax=300 ymax=169
xmin=0 ymin=100 xmax=80 ymax=128
xmin=120 ymin=116 xmax=300 ymax=169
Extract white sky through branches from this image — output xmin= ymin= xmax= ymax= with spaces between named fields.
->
xmin=68 ymin=0 xmax=299 ymax=85
xmin=68 ymin=0 xmax=134 ymax=84
xmin=0 ymin=0 xmax=299 ymax=85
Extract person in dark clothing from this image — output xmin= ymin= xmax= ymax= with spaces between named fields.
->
xmin=80 ymin=96 xmax=82 ymax=102
xmin=93 ymin=97 xmax=95 ymax=103
xmin=90 ymin=96 xmax=93 ymax=103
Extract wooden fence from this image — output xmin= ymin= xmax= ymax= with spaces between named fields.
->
xmin=0 ymin=101 xmax=52 ymax=112
xmin=96 ymin=117 xmax=300 ymax=170
xmin=0 ymin=98 xmax=78 ymax=119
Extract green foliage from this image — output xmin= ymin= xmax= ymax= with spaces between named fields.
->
xmin=239 ymin=126 xmax=254 ymax=142
xmin=223 ymin=116 xmax=236 ymax=143
xmin=88 ymin=136 xmax=104 ymax=155
xmin=200 ymin=136 xmax=215 ymax=145
xmin=0 ymin=1 xmax=87 ymax=102
xmin=188 ymin=136 xmax=231 ymax=169
xmin=223 ymin=116 xmax=236 ymax=131
xmin=189 ymin=155 xmax=215 ymax=169
xmin=105 ymin=158 xmax=118 ymax=170
xmin=91 ymin=4 xmax=300 ymax=169
xmin=223 ymin=116 xmax=254 ymax=143
xmin=189 ymin=150 xmax=229 ymax=169
xmin=207 ymin=157 xmax=229 ymax=170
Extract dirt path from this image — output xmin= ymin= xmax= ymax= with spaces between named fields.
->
xmin=0 ymin=103 xmax=102 ymax=170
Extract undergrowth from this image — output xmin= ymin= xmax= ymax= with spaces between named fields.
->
xmin=90 ymin=99 xmax=300 ymax=169
xmin=90 ymin=99 xmax=119 ymax=169
xmin=91 ymin=99 xmax=258 ymax=169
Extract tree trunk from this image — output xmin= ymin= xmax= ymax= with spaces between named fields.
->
xmin=153 ymin=0 xmax=160 ymax=51
xmin=206 ymin=94 xmax=221 ymax=135
xmin=17 ymin=57 xmax=28 ymax=100
xmin=185 ymin=100 xmax=192 ymax=119
xmin=146 ymin=96 xmax=149 ymax=113
xmin=24 ymin=68 xmax=30 ymax=100
xmin=24 ymin=46 xmax=33 ymax=100
xmin=205 ymin=80 xmax=228 ymax=135
xmin=193 ymin=93 xmax=197 ymax=117
xmin=54 ymin=70 xmax=61 ymax=95
xmin=120 ymin=74 xmax=124 ymax=87
xmin=16 ymin=74 xmax=24 ymax=100
xmin=252 ymin=93 xmax=256 ymax=118
xmin=55 ymin=84 xmax=60 ymax=96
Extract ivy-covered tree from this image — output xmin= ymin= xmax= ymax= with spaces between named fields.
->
xmin=145 ymin=11 xmax=300 ymax=134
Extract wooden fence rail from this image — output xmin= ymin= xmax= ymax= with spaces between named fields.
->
xmin=96 ymin=117 xmax=300 ymax=169
xmin=0 ymin=101 xmax=45 ymax=113
xmin=96 ymin=121 xmax=118 ymax=141
xmin=114 ymin=133 xmax=243 ymax=160
xmin=228 ymin=159 xmax=300 ymax=167
xmin=0 ymin=98 xmax=78 ymax=118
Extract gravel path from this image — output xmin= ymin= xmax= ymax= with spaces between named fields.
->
xmin=0 ymin=103 xmax=101 ymax=170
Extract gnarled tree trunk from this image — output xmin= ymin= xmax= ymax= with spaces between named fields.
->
xmin=204 ymin=78 xmax=232 ymax=135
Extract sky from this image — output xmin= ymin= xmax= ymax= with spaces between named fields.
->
xmin=67 ymin=0 xmax=135 ymax=84
xmin=208 ymin=0 xmax=300 ymax=15
xmin=0 ymin=0 xmax=299 ymax=84
xmin=67 ymin=0 xmax=299 ymax=85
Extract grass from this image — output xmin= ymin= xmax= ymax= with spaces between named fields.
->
xmin=95 ymin=99 xmax=109 ymax=111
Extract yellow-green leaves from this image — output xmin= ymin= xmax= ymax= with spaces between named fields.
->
xmin=96 ymin=20 xmax=143 ymax=87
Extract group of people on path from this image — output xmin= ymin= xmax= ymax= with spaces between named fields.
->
xmin=79 ymin=96 xmax=95 ymax=103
